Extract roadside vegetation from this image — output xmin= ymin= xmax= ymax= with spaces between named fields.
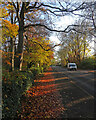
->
xmin=2 ymin=32 xmax=53 ymax=119
xmin=78 ymin=56 xmax=96 ymax=70
xmin=1 ymin=2 xmax=54 ymax=119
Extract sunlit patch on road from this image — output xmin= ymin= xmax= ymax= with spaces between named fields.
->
xmin=88 ymin=70 xmax=95 ymax=73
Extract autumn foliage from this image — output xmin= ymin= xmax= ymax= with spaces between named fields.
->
xmin=2 ymin=20 xmax=19 ymax=39
xmin=1 ymin=2 xmax=54 ymax=119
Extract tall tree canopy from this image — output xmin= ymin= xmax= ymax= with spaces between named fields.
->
xmin=1 ymin=0 xmax=96 ymax=70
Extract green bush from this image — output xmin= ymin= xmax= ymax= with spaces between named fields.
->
xmin=40 ymin=67 xmax=43 ymax=73
xmin=2 ymin=65 xmax=44 ymax=119
xmin=2 ymin=70 xmax=34 ymax=119
xmin=29 ymin=66 xmax=41 ymax=77
xmin=78 ymin=57 xmax=96 ymax=70
xmin=42 ymin=65 xmax=49 ymax=71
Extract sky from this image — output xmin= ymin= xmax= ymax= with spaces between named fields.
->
xmin=50 ymin=15 xmax=76 ymax=36
xmin=49 ymin=15 xmax=95 ymax=55
xmin=49 ymin=15 xmax=77 ymax=51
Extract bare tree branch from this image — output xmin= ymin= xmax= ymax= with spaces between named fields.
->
xmin=24 ymin=23 xmax=81 ymax=33
xmin=25 ymin=2 xmax=42 ymax=12
xmin=92 ymin=10 xmax=96 ymax=30
xmin=25 ymin=35 xmax=61 ymax=51
xmin=32 ymin=41 xmax=61 ymax=51
xmin=41 ymin=2 xmax=86 ymax=13
xmin=46 ymin=9 xmax=64 ymax=16
xmin=15 ymin=2 xmax=20 ymax=22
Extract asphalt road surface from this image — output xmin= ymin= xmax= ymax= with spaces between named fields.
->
xmin=51 ymin=66 xmax=95 ymax=118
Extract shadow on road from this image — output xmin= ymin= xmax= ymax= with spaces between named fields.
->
xmin=21 ymin=67 xmax=94 ymax=119
xmin=52 ymin=67 xmax=94 ymax=118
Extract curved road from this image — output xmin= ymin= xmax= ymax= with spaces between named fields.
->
xmin=51 ymin=66 xmax=95 ymax=118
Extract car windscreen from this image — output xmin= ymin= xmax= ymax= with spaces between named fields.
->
xmin=69 ymin=64 xmax=76 ymax=67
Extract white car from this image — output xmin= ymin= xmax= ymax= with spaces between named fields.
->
xmin=67 ymin=63 xmax=77 ymax=71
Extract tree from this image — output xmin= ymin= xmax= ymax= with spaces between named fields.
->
xmin=2 ymin=19 xmax=19 ymax=70
xmin=23 ymin=34 xmax=53 ymax=70
xmin=1 ymin=3 xmax=19 ymax=71
xmin=58 ymin=22 xmax=90 ymax=66
xmin=1 ymin=1 xmax=95 ymax=70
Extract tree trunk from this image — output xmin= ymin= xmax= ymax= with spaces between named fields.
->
xmin=10 ymin=12 xmax=15 ymax=71
xmin=76 ymin=35 xmax=81 ymax=63
xmin=15 ymin=22 xmax=24 ymax=70
xmin=12 ymin=39 xmax=15 ymax=71
xmin=16 ymin=3 xmax=25 ymax=70
xmin=83 ymin=42 xmax=86 ymax=60
xmin=10 ymin=38 xmax=15 ymax=71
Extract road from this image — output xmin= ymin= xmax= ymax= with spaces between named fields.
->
xmin=52 ymin=66 xmax=95 ymax=118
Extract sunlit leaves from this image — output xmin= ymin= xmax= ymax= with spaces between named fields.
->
xmin=0 ymin=7 xmax=9 ymax=18
xmin=2 ymin=20 xmax=19 ymax=40
xmin=0 ymin=3 xmax=15 ymax=18
xmin=2 ymin=50 xmax=11 ymax=66
xmin=24 ymin=36 xmax=53 ymax=68
xmin=6 ymin=4 xmax=14 ymax=11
